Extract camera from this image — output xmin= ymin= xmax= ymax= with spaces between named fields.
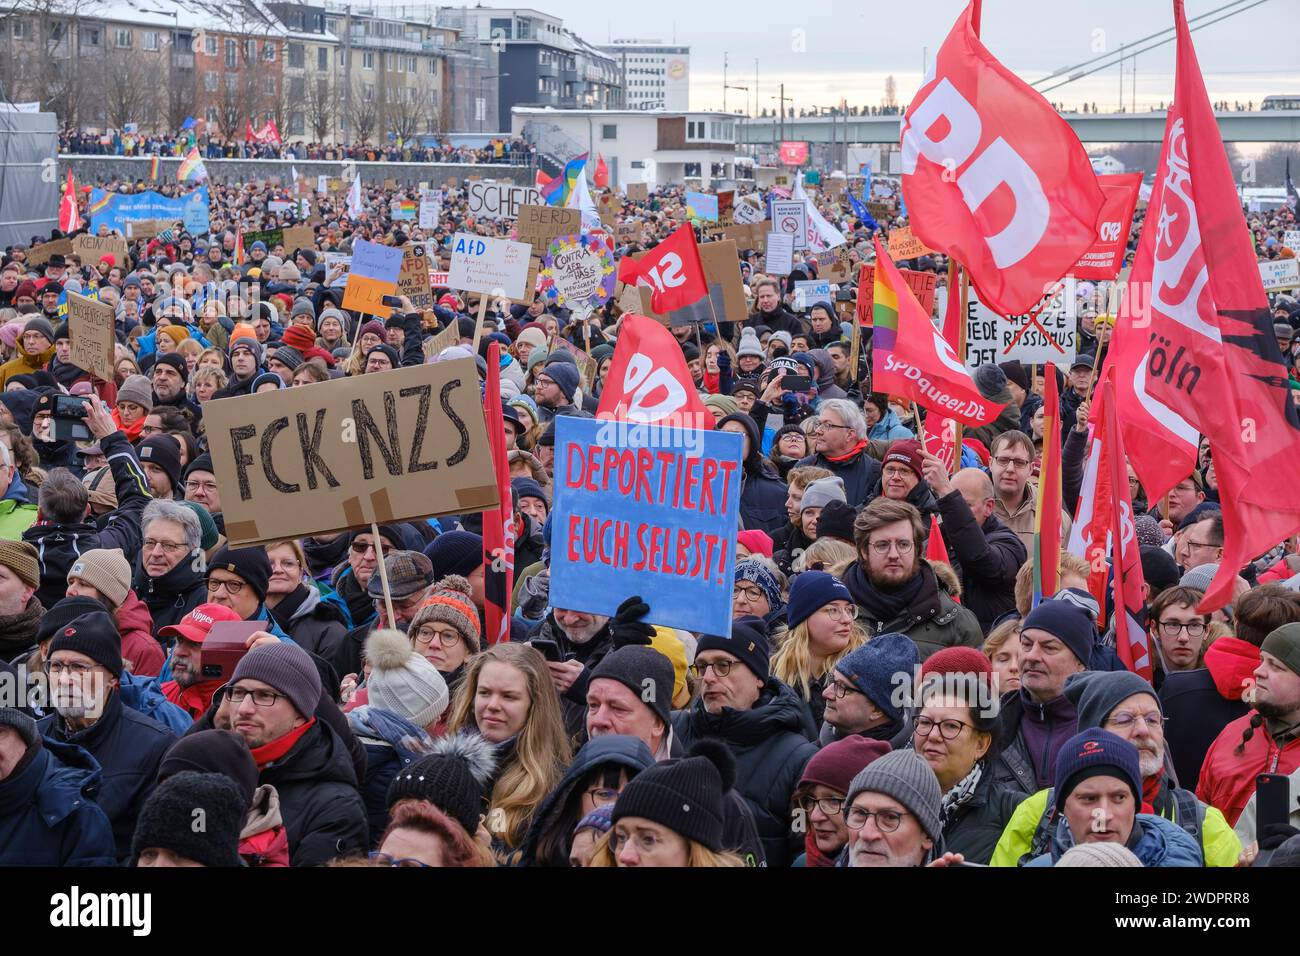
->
xmin=52 ymin=395 xmax=92 ymax=442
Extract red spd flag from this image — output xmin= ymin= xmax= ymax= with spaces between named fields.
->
xmin=1102 ymin=377 xmax=1152 ymax=679
xmin=58 ymin=170 xmax=78 ymax=233
xmin=617 ymin=223 xmax=709 ymax=314
xmin=594 ymin=154 xmax=609 ymax=189
xmin=482 ymin=343 xmax=516 ymax=645
xmin=921 ymin=414 xmax=958 ymax=472
xmin=1125 ymin=0 xmax=1300 ymax=612
xmin=595 ymin=314 xmax=711 ymax=431
xmin=900 ymin=0 xmax=1104 ymax=316
xmin=1070 ymin=173 xmax=1143 ymax=280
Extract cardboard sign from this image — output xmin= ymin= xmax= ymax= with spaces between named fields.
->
xmin=772 ymin=200 xmax=808 ymax=251
xmin=866 ymin=201 xmax=894 ymax=222
xmin=686 ymin=191 xmax=719 ymax=221
xmin=625 ymin=182 xmax=649 ymax=201
xmin=855 ymin=264 xmax=939 ymax=324
xmin=964 ymin=281 xmax=1077 ymax=370
xmin=732 ymin=197 xmax=765 ymax=225
xmin=422 ymin=320 xmax=462 ymax=360
xmin=887 ymin=225 xmax=934 ymax=260
xmin=629 ymin=240 xmax=747 ymax=329
xmin=26 ymin=237 xmax=73 ymax=267
xmin=1260 ymin=258 xmax=1300 ymax=291
xmin=615 ymin=221 xmax=643 ymax=245
xmin=66 ymin=291 xmax=116 ymax=381
xmin=397 ymin=244 xmax=434 ymax=310
xmin=342 ymin=239 xmax=404 ymax=319
xmin=124 ymin=220 xmax=168 ymax=240
xmin=72 ymin=235 xmax=129 ymax=269
xmin=765 ymin=233 xmax=795 ymax=276
xmin=206 ymin=359 xmax=497 ymax=547
xmin=281 ymin=226 xmax=316 ymax=252
xmin=793 ymin=280 xmax=832 ymax=311
xmin=447 ymin=234 xmax=530 ymax=300
xmin=516 ymin=205 xmax=580 ymax=252
xmin=1285 ymin=230 xmax=1300 ymax=251
xmin=550 ymin=416 xmax=743 ymax=635
xmin=717 ymin=190 xmax=735 ymax=224
xmin=821 ymin=245 xmax=854 ymax=283
xmin=467 ymin=182 xmax=543 ymax=221
xmin=539 ymin=234 xmax=615 ymax=310
xmin=419 ymin=197 xmax=441 ymax=230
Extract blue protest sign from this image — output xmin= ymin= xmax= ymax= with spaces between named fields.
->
xmin=350 ymin=239 xmax=405 ymax=283
xmin=685 ymin=191 xmax=719 ymax=221
xmin=550 ymin=416 xmax=743 ymax=636
xmin=89 ymin=186 xmax=211 ymax=236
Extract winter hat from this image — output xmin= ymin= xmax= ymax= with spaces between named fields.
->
xmin=612 ymin=740 xmax=735 ymax=852
xmin=588 ymin=645 xmax=675 ymax=729
xmin=423 ymin=530 xmax=483 ymax=580
xmin=154 ymin=351 xmax=190 ymax=383
xmin=1064 ymin=670 xmax=1160 ymax=734
xmin=207 ymin=545 xmax=272 ymax=603
xmin=249 ymin=372 xmax=283 ymax=392
xmin=835 ymin=633 xmax=919 ymax=722
xmin=998 ymin=360 xmax=1030 ymax=393
xmin=1056 ymin=842 xmax=1143 ymax=867
xmin=364 ymin=629 xmax=449 ymax=728
xmin=157 ymin=729 xmax=259 ymax=812
xmin=387 ymin=731 xmax=497 ymax=835
xmin=733 ymin=558 xmax=785 ymax=615
xmin=1140 ymin=546 xmax=1181 ymax=595
xmin=36 ymin=597 xmax=107 ymax=646
xmin=358 ymin=319 xmax=387 ymax=342
xmin=799 ymin=735 xmax=892 ymax=796
xmin=972 ymin=363 xmax=1008 ymax=400
xmin=49 ymin=610 xmax=122 ymax=676
xmin=116 ymin=374 xmax=155 ymax=411
xmin=696 ymin=615 xmax=770 ymax=679
xmin=138 ymin=435 xmax=182 ymax=491
xmin=770 ymin=330 xmax=793 ymax=351
xmin=270 ymin=345 xmax=304 ymax=372
xmin=281 ymin=325 xmax=317 ymax=354
xmin=290 ymin=298 xmax=316 ymax=322
xmin=845 ymin=748 xmax=944 ymax=844
xmin=186 ymin=453 xmax=216 ymax=483
xmin=537 ymin=362 xmax=580 ymax=402
xmin=230 ymin=641 xmax=322 ymax=718
xmin=365 ymin=343 xmax=400 ymax=368
xmin=180 ymin=501 xmax=220 ymax=551
xmin=800 ymin=476 xmax=847 ymax=513
xmin=227 ymin=324 xmax=259 ymax=354
xmin=131 ymin=772 xmax=244 ymax=867
xmin=159 ymin=326 xmax=190 ymax=347
xmin=815 ymin=501 xmax=858 ymax=544
xmin=731 ymin=377 xmax=761 ymax=397
xmin=648 ymin=627 xmax=690 ymax=706
xmin=365 ymin=549 xmax=434 ymax=600
xmin=921 ymin=646 xmax=993 ymax=682
xmin=409 ymin=575 xmax=480 ymax=653
xmin=1134 ymin=515 xmax=1166 ymax=548
xmin=787 ymin=571 xmax=854 ymax=630
xmin=736 ymin=529 xmax=774 ymax=559
xmin=511 ymin=477 xmax=549 ymax=509
xmin=1261 ymin=622 xmax=1300 ymax=678
xmin=1053 ymin=728 xmax=1142 ymax=815
xmin=22 ymin=316 xmax=55 ymax=343
xmin=0 ymin=707 xmax=38 ymax=748
xmin=883 ymin=439 xmax=925 ymax=480
xmin=703 ymin=394 xmax=739 ymax=419
xmin=516 ymin=327 xmax=547 ymax=352
xmin=575 ymin=803 xmax=615 ymax=837
xmin=0 ymin=539 xmax=39 ymax=589
xmin=737 ymin=328 xmax=765 ymax=359
xmin=1179 ymin=562 xmax=1220 ymax=593
xmin=1021 ymin=598 xmax=1096 ymax=667
xmin=67 ymin=548 xmax=132 ymax=609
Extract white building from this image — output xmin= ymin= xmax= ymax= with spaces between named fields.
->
xmin=514 ymin=107 xmax=741 ymax=188
xmin=1090 ymin=154 xmax=1126 ymax=175
xmin=598 ymin=39 xmax=689 ymax=112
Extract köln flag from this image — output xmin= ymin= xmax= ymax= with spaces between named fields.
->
xmin=1123 ymin=0 xmax=1300 ymax=612
xmin=900 ymin=0 xmax=1103 ymax=316
xmin=870 ymin=236 xmax=1005 ymax=429
xmin=616 ymin=223 xmax=709 ymax=315
xmin=595 ymin=314 xmax=711 ymax=431
xmin=58 ymin=170 xmax=78 ymax=233
xmin=482 ymin=342 xmax=516 ymax=645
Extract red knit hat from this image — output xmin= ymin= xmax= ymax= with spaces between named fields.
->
xmin=736 ymin=529 xmax=774 ymax=559
xmin=798 ymin=735 xmax=891 ymax=796
xmin=884 ymin=439 xmax=925 ymax=479
xmin=921 ymin=646 xmax=993 ymax=680
xmin=282 ymin=324 xmax=317 ymax=353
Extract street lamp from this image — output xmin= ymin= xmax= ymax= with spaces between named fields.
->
xmin=479 ymin=72 xmax=509 ymax=134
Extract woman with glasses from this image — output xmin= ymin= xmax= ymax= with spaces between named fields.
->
xmin=406 ymin=575 xmax=481 ymax=698
xmin=263 ymin=540 xmax=349 ymax=663
xmin=773 ymin=572 xmax=867 ymax=727
xmin=515 ymin=735 xmax=653 ymax=867
xmin=373 ymin=798 xmax=485 ymax=868
xmin=791 ymin=736 xmax=890 ymax=867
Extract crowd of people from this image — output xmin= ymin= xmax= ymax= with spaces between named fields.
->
xmin=0 ymin=158 xmax=1299 ymax=871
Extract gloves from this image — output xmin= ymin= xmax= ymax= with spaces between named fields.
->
xmin=1258 ymin=822 xmax=1300 ymax=851
xmin=716 ymin=349 xmax=732 ymax=373
xmin=609 ymin=595 xmax=654 ymax=648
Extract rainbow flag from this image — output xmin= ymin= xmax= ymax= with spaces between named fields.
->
xmin=177 ymin=147 xmax=208 ymax=184
xmin=88 ymin=191 xmax=112 ymax=217
xmin=148 ymin=155 xmax=159 ymax=181
xmin=1032 ymin=369 xmax=1063 ymax=607
xmin=234 ymin=231 xmax=244 ymax=266
xmin=399 ymin=199 xmax=417 ymax=218
xmin=541 ymin=153 xmax=588 ymax=207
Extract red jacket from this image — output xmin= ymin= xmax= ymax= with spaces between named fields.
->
xmin=162 ymin=678 xmax=224 ymax=720
xmin=117 ymin=590 xmax=162 ymax=677
xmin=1196 ymin=711 xmax=1300 ymax=827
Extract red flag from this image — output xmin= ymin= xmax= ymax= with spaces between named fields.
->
xmin=926 ymin=514 xmax=952 ymax=568
xmin=921 ymin=414 xmax=958 ymax=472
xmin=1031 ymin=369 xmax=1062 ymax=604
xmin=595 ymin=314 xmax=711 ymax=431
xmin=482 ymin=342 xmax=516 ymax=645
xmin=1070 ymin=173 xmax=1143 ymax=280
xmin=1123 ymin=0 xmax=1300 ymax=612
xmin=594 ymin=154 xmax=609 ymax=189
xmin=870 ymin=236 xmax=1006 ymax=429
xmin=616 ymin=223 xmax=709 ymax=314
xmin=244 ymin=119 xmax=255 ymax=143
xmin=535 ymin=169 xmax=553 ymax=190
xmin=900 ymin=0 xmax=1104 ymax=317
xmin=58 ymin=170 xmax=78 ymax=233
xmin=1103 ymin=377 xmax=1152 ymax=679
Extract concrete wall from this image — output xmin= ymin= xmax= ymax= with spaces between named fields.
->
xmin=59 ymin=155 xmax=533 ymax=188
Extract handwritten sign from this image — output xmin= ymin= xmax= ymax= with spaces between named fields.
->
xmin=516 ymin=204 xmax=580 ymax=252
xmin=964 ymin=281 xmax=1077 ymax=370
xmin=539 ymin=234 xmax=616 ymax=310
xmin=447 ymin=234 xmax=530 ymax=300
xmin=72 ymin=235 xmax=130 ymax=269
xmin=765 ymin=233 xmax=795 ymax=276
xmin=625 ymin=182 xmax=649 ymax=201
xmin=467 ymin=182 xmax=543 ymax=221
xmin=855 ymin=264 xmax=938 ymax=324
xmin=397 ymin=244 xmax=434 ymax=310
xmin=66 ymin=291 xmax=116 ymax=381
xmin=342 ymin=239 xmax=404 ymax=319
xmin=887 ymin=225 xmax=935 ymax=260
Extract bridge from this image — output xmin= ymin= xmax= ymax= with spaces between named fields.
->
xmin=737 ymin=110 xmax=1300 ymax=145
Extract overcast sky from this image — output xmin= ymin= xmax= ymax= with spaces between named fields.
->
xmin=538 ymin=0 xmax=1297 ymax=112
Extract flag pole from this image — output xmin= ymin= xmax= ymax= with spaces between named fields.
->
xmin=471 ymin=295 xmax=488 ymax=353
xmin=370 ymin=522 xmax=396 ymax=629
xmin=951 ymin=263 xmax=969 ymax=474
xmin=912 ymin=401 xmax=927 ymax=447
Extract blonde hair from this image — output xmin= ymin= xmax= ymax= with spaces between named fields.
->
xmin=792 ymin=537 xmax=856 ymax=574
xmin=772 ymin=616 xmax=867 ymax=699
xmin=585 ymin=829 xmax=746 ymax=868
xmin=190 ymin=365 xmax=228 ymax=399
xmin=446 ymin=644 xmax=571 ymax=850
xmin=177 ymin=338 xmax=203 ymax=362
xmin=787 ymin=465 xmax=832 ymax=493
xmin=983 ymin=618 xmax=1022 ymax=658
xmin=343 ymin=333 xmax=370 ymax=376
xmin=1014 ymin=552 xmax=1092 ymax=615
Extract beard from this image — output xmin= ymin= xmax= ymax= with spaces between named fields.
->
xmin=867 ymin=557 xmax=919 ymax=591
xmin=1255 ymin=698 xmax=1299 ymax=721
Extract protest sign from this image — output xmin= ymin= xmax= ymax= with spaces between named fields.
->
xmin=419 ymin=197 xmax=441 ymax=230
xmin=686 ymin=191 xmax=719 ymax=221
xmin=821 ymin=245 xmax=854 ymax=283
xmin=772 ymin=200 xmax=809 ymax=250
xmin=342 ymin=239 xmax=404 ymax=319
xmin=516 ymin=204 xmax=580 ymax=252
xmin=854 ymin=264 xmax=938 ymax=324
xmin=615 ymin=221 xmax=642 ymax=245
xmin=467 ymin=181 xmax=543 ymax=220
xmin=323 ymin=252 xmax=351 ymax=288
xmin=793 ymin=279 xmax=832 ymax=311
xmin=964 ymin=281 xmax=1077 ymax=370
xmin=866 ymin=200 xmax=894 ymax=222
xmin=539 ymin=233 xmax=616 ymax=310
xmin=422 ymin=320 xmax=462 ymax=360
xmin=26 ymin=238 xmax=73 ymax=267
xmin=281 ymin=226 xmax=315 ymax=252
xmin=243 ymin=228 xmax=284 ymax=251
xmin=89 ymin=185 xmax=210 ymax=236
xmin=626 ymin=240 xmax=747 ymax=328
xmin=550 ymin=416 xmax=743 ymax=635
xmin=887 ymin=225 xmax=934 ymax=260
xmin=1259 ymin=258 xmax=1300 ymax=291
xmin=66 ymin=291 xmax=115 ymax=381
xmin=717 ymin=190 xmax=735 ymax=224
xmin=123 ymin=219 xmax=168 ymax=240
xmin=626 ymin=182 xmax=649 ymax=202
xmin=268 ymin=200 xmax=293 ymax=214
xmin=397 ymin=244 xmax=434 ymax=310
xmin=205 ymin=359 xmax=497 ymax=547
xmin=765 ymin=233 xmax=795 ymax=275
xmin=447 ymin=234 xmax=530 ymax=300
xmin=1285 ymin=230 xmax=1300 ymax=251
xmin=72 ymin=235 xmax=130 ymax=270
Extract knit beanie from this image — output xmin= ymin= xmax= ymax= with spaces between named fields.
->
xmin=207 ymin=545 xmax=272 ymax=603
xmin=228 ymin=324 xmax=259 ymax=354
xmin=409 ymin=575 xmax=481 ymax=653
xmin=733 ymin=558 xmax=784 ymax=616
xmin=366 ymin=343 xmax=400 ymax=368
xmin=786 ymin=570 xmax=853 ymax=630
xmin=815 ymin=500 xmax=858 ymax=544
xmin=588 ymin=645 xmax=675 ymax=729
xmin=67 ymin=548 xmax=132 ymax=609
xmin=271 ymin=346 xmax=304 ymax=372
xmin=801 ymin=476 xmax=848 ymax=514
xmin=132 ymin=772 xmax=245 ymax=867
xmin=1064 ymin=670 xmax=1160 ymax=733
xmin=281 ymin=325 xmax=317 ymax=354
xmin=1179 ymin=562 xmax=1220 ymax=593
xmin=180 ymin=501 xmax=220 ymax=551
xmin=835 ymin=632 xmax=919 ymax=722
xmin=48 ymin=610 xmax=122 ymax=676
xmin=511 ymin=477 xmax=549 ymax=508
xmin=358 ymin=319 xmax=387 ymax=343
xmin=883 ymin=439 xmax=925 ymax=480
xmin=0 ymin=539 xmax=39 ymax=589
xmin=0 ymin=707 xmax=37 ymax=748
xmin=538 ymin=362 xmax=580 ymax=402
xmin=159 ymin=325 xmax=190 ymax=347
xmin=364 ymin=629 xmax=449 ymax=728
xmin=230 ymin=641 xmax=321 ymax=718
xmin=1053 ymin=729 xmax=1142 ymax=815
xmin=737 ymin=327 xmax=764 ymax=359
xmin=703 ymin=393 xmax=739 ymax=419
xmin=423 ymin=530 xmax=484 ymax=580
xmin=154 ymin=351 xmax=189 ymax=382
xmin=36 ymin=597 xmax=108 ymax=645
xmin=516 ymin=326 xmax=547 ymax=352
xmin=23 ymin=315 xmax=55 ymax=344
xmin=137 ymin=435 xmax=182 ymax=492
xmin=158 ymin=729 xmax=259 ymax=811
xmin=696 ymin=615 xmax=770 ymax=679
xmin=972 ymin=363 xmax=1008 ymax=400
xmin=1261 ymin=622 xmax=1300 ymax=678
xmin=387 ymin=731 xmax=497 ymax=835
xmin=1021 ymin=598 xmax=1096 ymax=667
xmin=612 ymin=740 xmax=735 ymax=852
xmin=736 ymin=529 xmax=774 ymax=559
xmin=799 ymin=735 xmax=892 ymax=796
xmin=998 ymin=360 xmax=1030 ymax=393
xmin=845 ymin=748 xmax=944 ymax=844
xmin=116 ymin=374 xmax=155 ymax=411
xmin=1055 ymin=842 xmax=1143 ymax=867
xmin=185 ymin=452 xmax=216 ymax=481
xmin=290 ymin=298 xmax=316 ymax=322
xmin=575 ymin=803 xmax=615 ymax=837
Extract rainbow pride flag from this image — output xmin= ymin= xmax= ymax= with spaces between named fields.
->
xmin=177 ymin=147 xmax=208 ymax=184
xmin=399 ymin=199 xmax=417 ymax=218
xmin=148 ymin=155 xmax=159 ymax=181
xmin=541 ymin=153 xmax=588 ymax=207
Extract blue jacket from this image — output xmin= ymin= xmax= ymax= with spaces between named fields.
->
xmin=0 ymin=737 xmax=117 ymax=866
xmin=118 ymin=670 xmax=193 ymax=735
xmin=869 ymin=409 xmax=914 ymax=442
xmin=136 ymin=323 xmax=212 ymax=358
xmin=1025 ymin=812 xmax=1203 ymax=867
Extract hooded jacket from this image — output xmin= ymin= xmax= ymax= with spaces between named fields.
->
xmin=718 ymin=412 xmax=789 ymax=535
xmin=116 ymin=590 xmax=164 ymax=677
xmin=1159 ymin=636 xmax=1255 ymax=788
xmin=1196 ymin=710 xmax=1300 ymax=827
xmin=940 ymin=767 xmax=1022 ymax=865
xmin=869 ymin=409 xmax=914 ymax=442
xmin=671 ymin=678 xmax=818 ymax=867
xmin=0 ymin=735 xmax=117 ymax=866
xmin=239 ymin=783 xmax=290 ymax=867
xmin=0 ymin=471 xmax=39 ymax=541
xmin=966 ymin=383 xmax=1020 ymax=451
xmin=0 ymin=340 xmax=55 ymax=387
xmin=267 ymin=583 xmax=350 ymax=664
xmin=1024 ymin=812 xmax=1202 ymax=867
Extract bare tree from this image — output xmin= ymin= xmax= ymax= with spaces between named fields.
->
xmin=1 ymin=0 xmax=99 ymax=126
xmin=103 ymin=43 xmax=157 ymax=131
xmin=346 ymin=76 xmax=377 ymax=145
xmin=214 ymin=72 xmax=244 ymax=141
xmin=387 ymin=82 xmax=424 ymax=143
xmin=303 ymin=74 xmax=334 ymax=142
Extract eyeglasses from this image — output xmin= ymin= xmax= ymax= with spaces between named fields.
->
xmin=367 ymin=852 xmax=430 ymax=868
xmin=824 ymin=678 xmax=862 ymax=700
xmin=1182 ymin=540 xmax=1219 ymax=552
xmin=269 ymin=559 xmax=301 ymax=571
xmin=140 ymin=424 xmax=163 ymax=436
xmin=992 ymin=455 xmax=1033 ymax=470
xmin=844 ymin=806 xmax=910 ymax=832
xmin=584 ymin=786 xmax=621 ymax=807
xmin=914 ymin=715 xmax=972 ymax=741
xmin=412 ymin=626 xmax=463 ymax=649
xmin=185 ymin=480 xmax=219 ymax=494
xmin=818 ymin=604 xmax=856 ymax=622
xmin=44 ymin=660 xmax=99 ymax=677
xmin=350 ymin=541 xmax=378 ymax=555
xmin=207 ymin=577 xmax=245 ymax=594
xmin=798 ymin=794 xmax=846 ymax=816
xmin=868 ymin=539 xmax=914 ymax=556
xmin=1105 ymin=712 xmax=1167 ymax=731
xmin=689 ymin=658 xmax=738 ymax=679
xmin=609 ymin=828 xmax=664 ymax=855
xmin=1157 ymin=620 xmax=1207 ymax=639
xmin=143 ymin=537 xmax=188 ymax=554
xmin=733 ymin=584 xmax=768 ymax=603
xmin=812 ymin=421 xmax=854 ymax=433
xmin=227 ymin=687 xmax=287 ymax=707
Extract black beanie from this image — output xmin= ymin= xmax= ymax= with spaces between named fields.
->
xmin=589 ymin=645 xmax=675 ymax=730
xmin=457 ymin=317 xmax=477 ymax=339
xmin=154 ymin=351 xmax=190 ymax=383
xmin=695 ymin=615 xmax=770 ymax=679
xmin=815 ymin=500 xmax=858 ymax=544
xmin=37 ymin=596 xmax=110 ymax=645
xmin=207 ymin=544 xmax=272 ymax=602
xmin=138 ymin=435 xmax=182 ymax=492
xmin=158 ymin=729 xmax=258 ymax=811
xmin=185 ymin=452 xmax=215 ymax=482
xmin=365 ymin=343 xmax=400 ymax=368
xmin=387 ymin=731 xmax=496 ymax=836
xmin=48 ymin=610 xmax=122 ymax=676
xmin=131 ymin=771 xmax=244 ymax=867
xmin=611 ymin=740 xmax=735 ymax=852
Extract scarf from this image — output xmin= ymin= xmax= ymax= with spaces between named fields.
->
xmin=939 ymin=763 xmax=983 ymax=827
xmin=0 ymin=597 xmax=43 ymax=660
xmin=249 ymin=717 xmax=317 ymax=770
xmin=163 ymin=678 xmax=224 ymax=719
xmin=842 ymin=561 xmax=927 ymax=629
xmin=303 ymin=534 xmax=350 ymax=578
xmin=347 ymin=705 xmax=434 ymax=765
xmin=824 ymin=438 xmax=869 ymax=464
xmin=803 ymin=829 xmax=838 ymax=868
xmin=267 ymin=583 xmax=311 ymax=632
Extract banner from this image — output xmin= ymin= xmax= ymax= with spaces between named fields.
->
xmin=342 ymin=239 xmax=404 ymax=319
xmin=467 ymin=181 xmax=543 ymax=220
xmin=1071 ymin=172 xmax=1143 ymax=280
xmin=447 ymin=234 xmax=531 ymax=300
xmin=550 ymin=415 xmax=742 ymax=635
xmin=89 ymin=185 xmax=210 ymax=236
xmin=538 ymin=233 xmax=615 ymax=310
xmin=205 ymin=359 xmax=497 ymax=547
xmin=778 ymin=141 xmax=809 ymax=165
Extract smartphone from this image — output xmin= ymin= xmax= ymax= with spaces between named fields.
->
xmin=530 ymin=638 xmax=564 ymax=663
xmin=381 ymin=294 xmax=404 ymax=308
xmin=1256 ymin=773 xmax=1293 ymax=836
xmin=781 ymin=374 xmax=812 ymax=393
xmin=835 ymin=288 xmax=855 ymax=302
xmin=51 ymin=395 xmax=92 ymax=442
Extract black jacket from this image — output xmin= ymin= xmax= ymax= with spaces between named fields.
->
xmin=0 ymin=736 xmax=117 ymax=866
xmin=671 ymin=678 xmax=818 ymax=867
xmin=257 ymin=719 xmax=369 ymax=867
xmin=866 ymin=476 xmax=941 ymax=522
xmin=934 ymin=490 xmax=1026 ymax=633
xmin=1159 ymin=668 xmax=1250 ymax=788
xmin=25 ymin=430 xmax=152 ymax=611
xmin=133 ymin=554 xmax=207 ymax=637
xmin=267 ymin=584 xmax=350 ymax=665
xmin=796 ymin=446 xmax=882 ymax=509
xmin=941 ymin=770 xmax=1021 ymax=865
xmin=841 ymin=560 xmax=984 ymax=660
xmin=529 ymin=615 xmax=615 ymax=740
xmin=745 ymin=305 xmax=805 ymax=337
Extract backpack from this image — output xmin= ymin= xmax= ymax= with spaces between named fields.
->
xmin=1021 ymin=786 xmax=1205 ymax=865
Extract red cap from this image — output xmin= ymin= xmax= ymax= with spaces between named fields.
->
xmin=158 ymin=602 xmax=242 ymax=644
